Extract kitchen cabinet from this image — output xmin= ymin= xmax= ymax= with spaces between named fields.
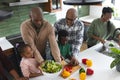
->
xmin=40 ymin=0 xmax=62 ymax=12
xmin=2 ymin=0 xmax=48 ymax=6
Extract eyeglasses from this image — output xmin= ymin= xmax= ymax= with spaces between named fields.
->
xmin=66 ymin=17 xmax=75 ymax=22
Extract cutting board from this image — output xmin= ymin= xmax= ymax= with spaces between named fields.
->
xmin=60 ymin=60 xmax=81 ymax=78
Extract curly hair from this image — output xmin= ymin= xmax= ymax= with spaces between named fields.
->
xmin=58 ymin=30 xmax=69 ymax=41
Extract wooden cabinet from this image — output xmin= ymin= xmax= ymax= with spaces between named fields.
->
xmin=40 ymin=0 xmax=62 ymax=12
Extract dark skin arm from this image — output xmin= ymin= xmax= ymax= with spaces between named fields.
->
xmin=69 ymin=56 xmax=79 ymax=66
xmin=29 ymin=73 xmax=43 ymax=78
xmin=29 ymin=62 xmax=43 ymax=78
xmin=65 ymin=54 xmax=79 ymax=66
xmin=92 ymin=35 xmax=105 ymax=44
xmin=0 ymin=48 xmax=28 ymax=80
xmin=9 ymin=69 xmax=28 ymax=80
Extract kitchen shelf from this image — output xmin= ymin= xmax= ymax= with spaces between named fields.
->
xmin=2 ymin=0 xmax=48 ymax=6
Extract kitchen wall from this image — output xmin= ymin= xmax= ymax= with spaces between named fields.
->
xmin=0 ymin=1 xmax=39 ymax=37
xmin=0 ymin=0 xmax=89 ymax=37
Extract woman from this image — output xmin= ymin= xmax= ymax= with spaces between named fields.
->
xmin=87 ymin=7 xmax=120 ymax=48
xmin=0 ymin=47 xmax=28 ymax=80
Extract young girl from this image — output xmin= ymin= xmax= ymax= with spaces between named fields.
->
xmin=17 ymin=43 xmax=42 ymax=78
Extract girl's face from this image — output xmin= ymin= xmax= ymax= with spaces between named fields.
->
xmin=103 ymin=13 xmax=112 ymax=21
xmin=22 ymin=46 xmax=33 ymax=58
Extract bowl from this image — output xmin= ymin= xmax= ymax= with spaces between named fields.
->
xmin=104 ymin=40 xmax=119 ymax=49
xmin=42 ymin=69 xmax=62 ymax=77
xmin=103 ymin=40 xmax=120 ymax=54
xmin=40 ymin=60 xmax=62 ymax=78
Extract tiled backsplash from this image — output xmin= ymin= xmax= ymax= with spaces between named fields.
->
xmin=0 ymin=1 xmax=37 ymax=37
xmin=0 ymin=3 xmax=57 ymax=37
xmin=0 ymin=0 xmax=89 ymax=37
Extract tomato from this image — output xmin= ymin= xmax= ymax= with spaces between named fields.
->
xmin=82 ymin=58 xmax=88 ymax=64
xmin=86 ymin=68 xmax=94 ymax=75
xmin=64 ymin=65 xmax=73 ymax=73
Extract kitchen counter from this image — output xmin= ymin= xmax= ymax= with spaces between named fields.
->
xmin=30 ymin=43 xmax=120 ymax=80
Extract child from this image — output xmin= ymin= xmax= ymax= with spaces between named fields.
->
xmin=17 ymin=43 xmax=42 ymax=78
xmin=57 ymin=30 xmax=72 ymax=60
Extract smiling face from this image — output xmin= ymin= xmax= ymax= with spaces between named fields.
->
xmin=101 ymin=7 xmax=113 ymax=22
xmin=102 ymin=13 xmax=112 ymax=22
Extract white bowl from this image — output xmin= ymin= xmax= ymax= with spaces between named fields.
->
xmin=40 ymin=60 xmax=62 ymax=78
xmin=105 ymin=40 xmax=118 ymax=48
xmin=42 ymin=68 xmax=62 ymax=78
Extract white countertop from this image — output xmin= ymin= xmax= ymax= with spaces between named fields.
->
xmin=30 ymin=43 xmax=120 ymax=80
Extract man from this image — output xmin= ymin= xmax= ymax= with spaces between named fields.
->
xmin=0 ymin=47 xmax=28 ymax=80
xmin=54 ymin=8 xmax=84 ymax=65
xmin=20 ymin=7 xmax=61 ymax=63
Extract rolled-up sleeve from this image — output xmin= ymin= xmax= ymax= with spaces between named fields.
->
xmin=48 ymin=25 xmax=61 ymax=62
xmin=20 ymin=21 xmax=44 ymax=63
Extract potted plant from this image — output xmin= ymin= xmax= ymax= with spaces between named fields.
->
xmin=109 ymin=47 xmax=120 ymax=72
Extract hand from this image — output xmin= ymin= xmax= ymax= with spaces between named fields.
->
xmin=15 ymin=77 xmax=29 ymax=80
xmin=100 ymin=39 xmax=105 ymax=44
xmin=69 ymin=56 xmax=79 ymax=66
xmin=38 ymin=60 xmax=45 ymax=67
xmin=60 ymin=55 xmax=65 ymax=61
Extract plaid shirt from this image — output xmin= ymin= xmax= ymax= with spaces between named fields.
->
xmin=54 ymin=18 xmax=84 ymax=55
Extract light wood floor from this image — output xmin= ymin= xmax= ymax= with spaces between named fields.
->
xmin=80 ymin=41 xmax=88 ymax=52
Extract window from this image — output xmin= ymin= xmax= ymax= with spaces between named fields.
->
xmin=113 ymin=0 xmax=120 ymax=19
xmin=103 ymin=0 xmax=120 ymax=19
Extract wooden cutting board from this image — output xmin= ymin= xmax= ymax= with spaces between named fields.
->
xmin=60 ymin=60 xmax=81 ymax=78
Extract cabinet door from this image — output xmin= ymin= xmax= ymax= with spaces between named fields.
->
xmin=40 ymin=0 xmax=62 ymax=12
xmin=52 ymin=0 xmax=61 ymax=9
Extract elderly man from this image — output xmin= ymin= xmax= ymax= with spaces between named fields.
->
xmin=20 ymin=7 xmax=61 ymax=63
xmin=54 ymin=8 xmax=84 ymax=65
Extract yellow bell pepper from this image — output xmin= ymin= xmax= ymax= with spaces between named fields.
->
xmin=86 ymin=60 xmax=92 ymax=67
xmin=62 ymin=69 xmax=71 ymax=78
xmin=80 ymin=72 xmax=86 ymax=80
